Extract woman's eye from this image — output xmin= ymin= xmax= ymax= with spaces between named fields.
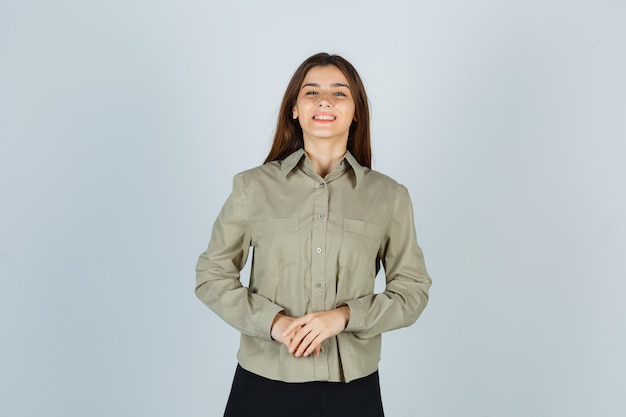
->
xmin=305 ymin=91 xmax=318 ymax=96
xmin=334 ymin=92 xmax=347 ymax=97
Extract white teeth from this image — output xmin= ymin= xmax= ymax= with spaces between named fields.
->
xmin=314 ymin=115 xmax=335 ymax=120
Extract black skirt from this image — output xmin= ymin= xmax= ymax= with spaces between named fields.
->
xmin=223 ymin=364 xmax=385 ymax=417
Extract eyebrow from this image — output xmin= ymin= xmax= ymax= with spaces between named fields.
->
xmin=301 ymin=82 xmax=350 ymax=89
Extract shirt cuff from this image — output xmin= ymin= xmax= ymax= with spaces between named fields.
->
xmin=258 ymin=303 xmax=286 ymax=341
xmin=342 ymin=299 xmax=365 ymax=333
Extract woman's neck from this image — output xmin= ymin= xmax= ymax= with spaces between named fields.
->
xmin=303 ymin=140 xmax=347 ymax=178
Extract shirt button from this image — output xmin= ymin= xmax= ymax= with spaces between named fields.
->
xmin=319 ymin=183 xmax=325 ymax=188
xmin=315 ymin=283 xmax=322 ymax=288
xmin=316 ymin=247 xmax=322 ymax=254
xmin=317 ymin=213 xmax=325 ymax=220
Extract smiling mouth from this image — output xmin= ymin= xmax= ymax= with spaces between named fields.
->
xmin=313 ymin=115 xmax=336 ymax=121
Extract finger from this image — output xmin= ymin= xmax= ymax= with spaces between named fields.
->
xmin=289 ymin=325 xmax=311 ymax=354
xmin=279 ymin=331 xmax=292 ymax=348
xmin=282 ymin=318 xmax=306 ymax=338
xmin=295 ymin=329 xmax=320 ymax=357
xmin=306 ymin=330 xmax=328 ymax=357
xmin=301 ymin=334 xmax=322 ymax=357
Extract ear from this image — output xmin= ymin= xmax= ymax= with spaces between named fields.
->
xmin=292 ymin=106 xmax=298 ymax=119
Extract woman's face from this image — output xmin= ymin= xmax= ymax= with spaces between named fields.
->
xmin=292 ymin=65 xmax=356 ymax=147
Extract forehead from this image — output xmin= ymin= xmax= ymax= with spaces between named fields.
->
xmin=302 ymin=65 xmax=349 ymax=86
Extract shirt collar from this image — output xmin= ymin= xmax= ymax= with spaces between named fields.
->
xmin=280 ymin=148 xmax=365 ymax=187
xmin=342 ymin=150 xmax=365 ymax=186
xmin=280 ymin=148 xmax=307 ymax=179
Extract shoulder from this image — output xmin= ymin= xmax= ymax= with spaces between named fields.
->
xmin=362 ymin=168 xmax=407 ymax=194
xmin=234 ymin=161 xmax=281 ymax=182
xmin=228 ymin=162 xmax=286 ymax=195
xmin=360 ymin=168 xmax=414 ymax=214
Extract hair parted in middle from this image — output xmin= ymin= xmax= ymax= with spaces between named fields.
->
xmin=264 ymin=53 xmax=371 ymax=168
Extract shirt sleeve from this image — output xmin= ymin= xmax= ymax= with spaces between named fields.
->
xmin=343 ymin=184 xmax=431 ymax=338
xmin=195 ymin=173 xmax=285 ymax=340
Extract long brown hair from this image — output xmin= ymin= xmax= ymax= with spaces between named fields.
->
xmin=264 ymin=53 xmax=371 ymax=168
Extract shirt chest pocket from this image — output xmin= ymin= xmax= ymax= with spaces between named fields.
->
xmin=252 ymin=217 xmax=300 ymax=271
xmin=338 ymin=219 xmax=382 ymax=276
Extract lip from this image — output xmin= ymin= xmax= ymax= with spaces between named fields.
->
xmin=312 ymin=112 xmax=337 ymax=122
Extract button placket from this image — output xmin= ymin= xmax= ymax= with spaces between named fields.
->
xmin=310 ymin=179 xmax=328 ymax=309
xmin=311 ymin=180 xmax=329 ymax=377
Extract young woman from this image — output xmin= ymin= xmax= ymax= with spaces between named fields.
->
xmin=195 ymin=52 xmax=432 ymax=417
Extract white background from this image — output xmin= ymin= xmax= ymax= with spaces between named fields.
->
xmin=1 ymin=1 xmax=625 ymax=416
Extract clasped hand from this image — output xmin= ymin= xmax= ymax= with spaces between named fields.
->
xmin=271 ymin=306 xmax=350 ymax=358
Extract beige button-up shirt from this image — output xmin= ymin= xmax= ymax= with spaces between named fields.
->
xmin=196 ymin=149 xmax=431 ymax=383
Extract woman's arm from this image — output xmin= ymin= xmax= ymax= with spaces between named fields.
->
xmin=342 ymin=184 xmax=431 ymax=339
xmin=195 ymin=173 xmax=285 ymax=340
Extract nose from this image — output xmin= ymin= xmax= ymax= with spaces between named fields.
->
xmin=317 ymin=92 xmax=333 ymax=107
